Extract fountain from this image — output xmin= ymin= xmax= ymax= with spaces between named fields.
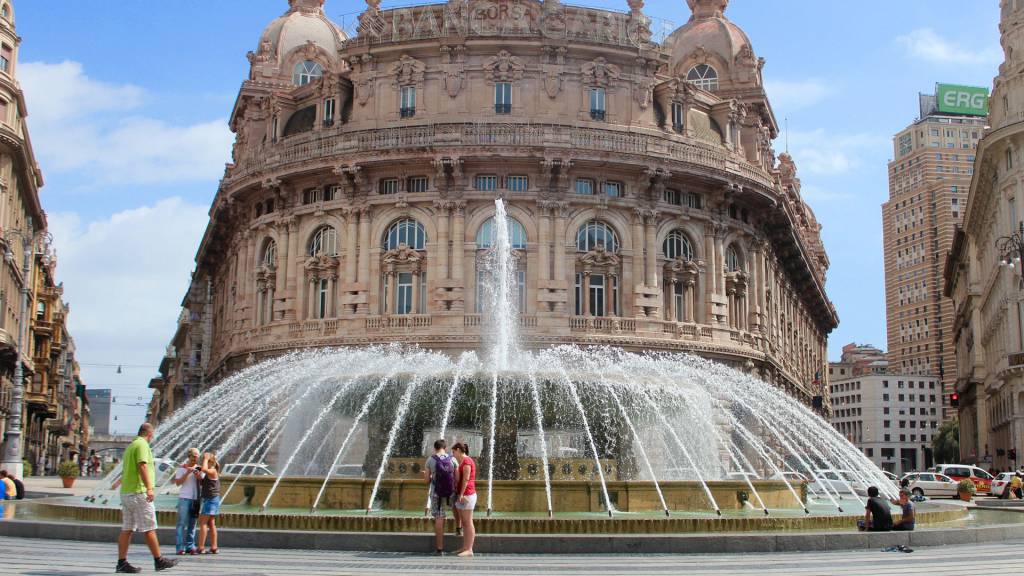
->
xmin=80 ymin=199 xmax=906 ymax=529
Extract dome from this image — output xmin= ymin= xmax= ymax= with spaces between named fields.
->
xmin=663 ymin=0 xmax=758 ymax=83
xmin=257 ymin=0 xmax=346 ymax=66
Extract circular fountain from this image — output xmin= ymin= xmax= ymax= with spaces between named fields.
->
xmin=68 ymin=200 xmax=928 ymax=534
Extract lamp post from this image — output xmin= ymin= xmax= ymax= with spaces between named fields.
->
xmin=997 ymin=222 xmax=1024 ymax=288
xmin=0 ymin=224 xmax=39 ymax=478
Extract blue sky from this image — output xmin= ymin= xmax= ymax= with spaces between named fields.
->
xmin=11 ymin=0 xmax=1001 ymax=432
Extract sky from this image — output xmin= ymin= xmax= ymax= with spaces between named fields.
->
xmin=10 ymin=0 xmax=1002 ymax=433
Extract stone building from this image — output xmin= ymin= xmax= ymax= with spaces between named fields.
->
xmin=828 ymin=343 xmax=941 ymax=475
xmin=155 ymin=0 xmax=837 ymax=416
xmin=0 ymin=0 xmax=88 ymax=477
xmin=883 ymin=89 xmax=986 ymax=421
xmin=944 ymin=0 xmax=1024 ymax=470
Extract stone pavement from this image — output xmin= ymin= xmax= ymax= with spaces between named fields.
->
xmin=24 ymin=476 xmax=103 ymax=498
xmin=2 ymin=536 xmax=1023 ymax=575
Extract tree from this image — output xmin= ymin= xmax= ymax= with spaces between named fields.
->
xmin=932 ymin=419 xmax=960 ymax=464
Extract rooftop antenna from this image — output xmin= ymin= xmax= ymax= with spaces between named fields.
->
xmin=785 ymin=117 xmax=789 ymax=154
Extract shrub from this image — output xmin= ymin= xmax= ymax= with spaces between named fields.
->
xmin=22 ymin=459 xmax=32 ymax=477
xmin=57 ymin=460 xmax=79 ymax=478
xmin=957 ymin=479 xmax=976 ymax=495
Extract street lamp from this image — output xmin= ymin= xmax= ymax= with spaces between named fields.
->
xmin=0 ymin=222 xmax=47 ymax=478
xmin=997 ymin=222 xmax=1024 ymax=287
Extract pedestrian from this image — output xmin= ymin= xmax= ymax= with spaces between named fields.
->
xmin=1012 ymin=472 xmax=1023 ymax=500
xmin=451 ymin=442 xmax=477 ymax=557
xmin=92 ymin=452 xmax=101 ymax=477
xmin=422 ymin=438 xmax=456 ymax=555
xmin=196 ymin=452 xmax=221 ymax=555
xmin=116 ymin=422 xmax=178 ymax=573
xmin=0 ymin=470 xmax=15 ymax=500
xmin=890 ymin=489 xmax=915 ymax=531
xmin=172 ymin=448 xmax=202 ymax=555
xmin=10 ymin=472 xmax=24 ymax=500
xmin=857 ymin=486 xmax=893 ymax=532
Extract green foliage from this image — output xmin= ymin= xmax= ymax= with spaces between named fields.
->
xmin=57 ymin=460 xmax=79 ymax=478
xmin=101 ymin=462 xmax=116 ymax=476
xmin=932 ymin=419 xmax=960 ymax=464
xmin=957 ymin=479 xmax=976 ymax=495
xmin=22 ymin=459 xmax=32 ymax=477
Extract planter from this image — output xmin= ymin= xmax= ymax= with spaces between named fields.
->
xmin=61 ymin=476 xmax=76 ymax=489
xmin=958 ymin=490 xmax=972 ymax=502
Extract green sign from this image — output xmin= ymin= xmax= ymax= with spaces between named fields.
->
xmin=936 ymin=83 xmax=989 ymax=116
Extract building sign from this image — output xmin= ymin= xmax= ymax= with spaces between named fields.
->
xmin=936 ymin=83 xmax=989 ymax=116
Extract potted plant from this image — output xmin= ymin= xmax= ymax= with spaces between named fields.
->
xmin=957 ymin=479 xmax=976 ymax=502
xmin=58 ymin=460 xmax=79 ymax=488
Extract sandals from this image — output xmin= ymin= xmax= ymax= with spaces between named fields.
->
xmin=199 ymin=548 xmax=219 ymax=555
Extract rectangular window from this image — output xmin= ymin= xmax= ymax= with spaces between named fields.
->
xmin=323 ymin=97 xmax=336 ymax=126
xmin=603 ymin=181 xmax=623 ymax=198
xmin=495 ymin=82 xmax=512 ymax=114
xmin=396 ymin=272 xmax=414 ymax=315
xmin=507 ymin=175 xmax=529 ymax=192
xmin=590 ymin=88 xmax=606 ymax=120
xmin=0 ymin=44 xmax=10 ymax=73
xmin=379 ymin=178 xmax=399 ymax=195
xmin=316 ymin=278 xmax=329 ymax=319
xmin=475 ymin=175 xmax=498 ymax=190
xmin=407 ymin=176 xmax=429 ymax=193
xmin=400 ymin=86 xmax=416 ymax=118
xmin=0 ymin=99 xmax=6 ymax=125
xmin=324 ymin=186 xmax=339 ymax=202
xmin=682 ymin=191 xmax=701 ymax=209
xmin=575 ymin=178 xmax=595 ymax=195
xmin=302 ymin=188 xmax=322 ymax=205
xmin=664 ymin=188 xmax=681 ymax=205
xmin=671 ymin=102 xmax=684 ymax=133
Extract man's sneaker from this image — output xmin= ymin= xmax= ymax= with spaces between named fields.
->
xmin=154 ymin=556 xmax=179 ymax=571
xmin=115 ymin=560 xmax=142 ymax=573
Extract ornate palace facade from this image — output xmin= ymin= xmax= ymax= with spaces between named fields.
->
xmin=151 ymin=0 xmax=837 ymax=420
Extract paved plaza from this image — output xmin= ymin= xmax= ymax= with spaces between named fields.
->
xmin=1 ymin=536 xmax=1022 ymax=575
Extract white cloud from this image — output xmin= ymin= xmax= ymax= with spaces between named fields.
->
xmin=799 ymin=184 xmax=853 ymax=203
xmin=18 ymin=61 xmax=233 ymax=187
xmin=765 ymin=79 xmax=833 ymax=112
xmin=896 ymin=28 xmax=1002 ymax=66
xmin=48 ymin=198 xmax=209 ymax=408
xmin=786 ymin=129 xmax=887 ymax=176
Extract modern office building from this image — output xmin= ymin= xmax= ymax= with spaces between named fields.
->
xmin=883 ymin=85 xmax=987 ymax=419
xmin=828 ymin=344 xmax=942 ymax=475
xmin=87 ymin=389 xmax=112 ymax=437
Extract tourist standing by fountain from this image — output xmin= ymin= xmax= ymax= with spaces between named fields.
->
xmin=115 ymin=422 xmax=178 ymax=573
xmin=196 ymin=452 xmax=221 ymax=555
xmin=423 ymin=439 xmax=455 ymax=555
xmin=171 ymin=448 xmax=201 ymax=555
xmin=451 ymin=443 xmax=477 ymax=557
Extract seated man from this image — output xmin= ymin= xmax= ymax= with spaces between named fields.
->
xmin=891 ymin=489 xmax=915 ymax=531
xmin=857 ymin=486 xmax=893 ymax=532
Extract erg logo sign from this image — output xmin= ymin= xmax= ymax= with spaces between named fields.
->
xmin=936 ymin=84 xmax=990 ymax=116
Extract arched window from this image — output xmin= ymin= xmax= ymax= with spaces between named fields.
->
xmin=663 ymin=230 xmax=694 ymax=261
xmin=384 ymin=218 xmax=427 ymax=251
xmin=576 ymin=221 xmax=620 ymax=252
xmin=1 ymin=5 xmax=9 ymax=20
xmin=726 ymin=245 xmax=742 ymax=272
xmin=263 ymin=240 xmax=277 ymax=266
xmin=686 ymin=64 xmax=718 ymax=92
xmin=476 ymin=216 xmax=527 ymax=249
xmin=293 ymin=60 xmax=323 ymax=86
xmin=308 ymin=226 xmax=338 ymax=257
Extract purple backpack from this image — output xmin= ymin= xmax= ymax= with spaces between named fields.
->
xmin=432 ymin=454 xmax=456 ymax=499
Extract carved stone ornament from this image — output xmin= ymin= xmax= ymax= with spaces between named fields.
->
xmin=383 ymin=243 xmax=425 ymax=270
xmin=633 ymin=76 xmax=654 ymax=109
xmin=391 ymin=54 xmax=426 ymax=86
xmin=665 ymin=258 xmax=700 ymax=277
xmin=355 ymin=75 xmax=374 ymax=106
xmin=305 ymin=253 xmax=340 ymax=275
xmin=582 ymin=57 xmax=621 ymax=87
xmin=440 ymin=45 xmax=466 ymax=98
xmin=578 ymin=245 xmax=622 ymax=268
xmin=484 ymin=50 xmax=525 ymax=83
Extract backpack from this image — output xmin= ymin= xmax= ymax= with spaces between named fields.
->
xmin=432 ymin=454 xmax=456 ymax=500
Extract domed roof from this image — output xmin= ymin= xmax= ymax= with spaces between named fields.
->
xmin=258 ymin=0 xmax=346 ymax=64
xmin=664 ymin=0 xmax=756 ymax=79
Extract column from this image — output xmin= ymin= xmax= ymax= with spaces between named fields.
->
xmin=276 ymin=223 xmax=291 ymax=321
xmin=685 ymin=280 xmax=695 ymax=323
xmin=386 ymin=272 xmax=397 ymax=315
xmin=582 ymin=272 xmax=591 ymax=317
xmin=538 ymin=209 xmax=551 ymax=282
xmin=645 ymin=215 xmax=658 ymax=288
xmin=703 ymin=226 xmax=716 ymax=296
xmin=554 ymin=209 xmax=567 ymax=285
xmin=358 ymin=208 xmax=371 ymax=285
xmin=452 ymin=206 xmax=465 ymax=285
xmin=667 ymin=280 xmax=677 ymax=322
xmin=438 ymin=206 xmax=450 ymax=279
xmin=345 ymin=212 xmax=357 ymax=285
xmin=286 ymin=219 xmax=300 ymax=319
xmin=328 ymin=275 xmax=336 ymax=317
xmin=632 ymin=212 xmax=645 ymax=288
xmin=308 ymin=278 xmax=318 ymax=320
xmin=713 ymin=234 xmax=725 ymax=296
xmin=244 ymin=235 xmax=256 ymax=325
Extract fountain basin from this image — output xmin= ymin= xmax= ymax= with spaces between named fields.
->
xmin=223 ymin=477 xmax=805 ymax=514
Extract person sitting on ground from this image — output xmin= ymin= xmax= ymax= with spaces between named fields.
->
xmin=890 ymin=489 xmax=915 ymax=531
xmin=10 ymin=472 xmax=24 ymax=500
xmin=858 ymin=486 xmax=893 ymax=532
xmin=0 ymin=470 xmax=16 ymax=501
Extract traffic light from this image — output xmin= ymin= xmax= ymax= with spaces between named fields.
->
xmin=950 ymin=392 xmax=960 ymax=408
xmin=1010 ymin=448 xmax=1018 ymax=461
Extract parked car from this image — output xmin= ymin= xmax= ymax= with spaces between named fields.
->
xmin=902 ymin=472 xmax=958 ymax=498
xmin=992 ymin=472 xmax=1017 ymax=497
xmin=882 ymin=470 xmax=899 ymax=485
xmin=929 ymin=464 xmax=994 ymax=494
xmin=222 ymin=463 xmax=275 ymax=476
xmin=810 ymin=470 xmax=868 ymax=497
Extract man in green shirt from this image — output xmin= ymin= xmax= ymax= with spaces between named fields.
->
xmin=116 ymin=422 xmax=178 ymax=573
